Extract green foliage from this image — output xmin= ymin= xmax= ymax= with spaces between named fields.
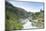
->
xmin=35 ymin=12 xmax=40 ymax=17
xmin=32 ymin=10 xmax=44 ymax=28
xmin=5 ymin=2 xmax=24 ymax=31
xmin=6 ymin=11 xmax=23 ymax=31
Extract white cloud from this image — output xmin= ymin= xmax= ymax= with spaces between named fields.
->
xmin=29 ymin=9 xmax=40 ymax=12
xmin=19 ymin=7 xmax=40 ymax=12
xmin=9 ymin=0 xmax=43 ymax=13
xmin=22 ymin=8 xmax=40 ymax=13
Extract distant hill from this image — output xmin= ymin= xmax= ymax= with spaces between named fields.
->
xmin=5 ymin=1 xmax=32 ymax=19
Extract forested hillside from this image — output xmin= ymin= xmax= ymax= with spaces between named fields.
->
xmin=31 ymin=10 xmax=44 ymax=28
xmin=5 ymin=1 xmax=32 ymax=31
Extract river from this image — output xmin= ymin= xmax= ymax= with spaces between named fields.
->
xmin=12 ymin=18 xmax=38 ymax=31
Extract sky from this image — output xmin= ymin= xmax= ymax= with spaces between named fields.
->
xmin=7 ymin=0 xmax=44 ymax=12
xmin=7 ymin=0 xmax=44 ymax=2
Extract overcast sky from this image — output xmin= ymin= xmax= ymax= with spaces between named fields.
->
xmin=7 ymin=0 xmax=44 ymax=12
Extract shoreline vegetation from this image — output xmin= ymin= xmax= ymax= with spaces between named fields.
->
xmin=5 ymin=1 xmax=44 ymax=31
